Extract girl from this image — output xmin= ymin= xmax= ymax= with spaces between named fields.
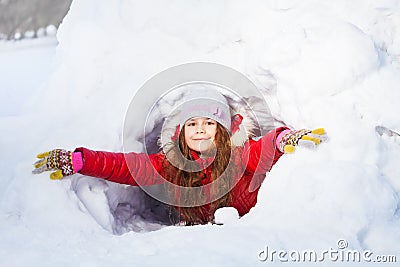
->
xmin=33 ymin=89 xmax=326 ymax=225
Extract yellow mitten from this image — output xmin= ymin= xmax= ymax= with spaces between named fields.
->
xmin=33 ymin=149 xmax=76 ymax=180
xmin=278 ymin=128 xmax=327 ymax=154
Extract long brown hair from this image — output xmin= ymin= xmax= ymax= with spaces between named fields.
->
xmin=163 ymin=123 xmax=235 ymax=225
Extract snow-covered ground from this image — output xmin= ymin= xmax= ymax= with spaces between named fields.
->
xmin=1 ymin=0 xmax=400 ymax=266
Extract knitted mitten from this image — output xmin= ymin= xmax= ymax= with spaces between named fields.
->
xmin=277 ymin=128 xmax=327 ymax=153
xmin=33 ymin=149 xmax=83 ymax=180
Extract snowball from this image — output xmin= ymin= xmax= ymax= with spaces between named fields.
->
xmin=214 ymin=207 xmax=239 ymax=225
xmin=24 ymin=30 xmax=35 ymax=39
xmin=14 ymin=32 xmax=22 ymax=40
xmin=46 ymin=24 xmax=57 ymax=36
xmin=36 ymin=27 xmax=46 ymax=37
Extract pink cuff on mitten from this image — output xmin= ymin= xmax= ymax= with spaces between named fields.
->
xmin=276 ymin=129 xmax=291 ymax=152
xmin=72 ymin=152 xmax=83 ymax=173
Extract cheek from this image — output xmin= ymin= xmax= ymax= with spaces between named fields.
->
xmin=184 ymin=130 xmax=191 ymax=143
xmin=209 ymin=126 xmax=217 ymax=138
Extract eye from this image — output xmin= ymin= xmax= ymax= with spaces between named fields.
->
xmin=206 ymin=121 xmax=216 ymax=125
xmin=186 ymin=122 xmax=196 ymax=127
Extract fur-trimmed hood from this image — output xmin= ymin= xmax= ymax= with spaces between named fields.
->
xmin=140 ymin=89 xmax=285 ymax=155
xmin=153 ymin=94 xmax=285 ymax=155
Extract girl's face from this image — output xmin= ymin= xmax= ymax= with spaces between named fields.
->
xmin=184 ymin=117 xmax=217 ymax=152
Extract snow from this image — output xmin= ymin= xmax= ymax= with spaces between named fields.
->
xmin=214 ymin=207 xmax=240 ymax=225
xmin=1 ymin=0 xmax=400 ymax=266
xmin=45 ymin=25 xmax=57 ymax=36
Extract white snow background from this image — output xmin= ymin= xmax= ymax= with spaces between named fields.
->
xmin=1 ymin=0 xmax=400 ymax=266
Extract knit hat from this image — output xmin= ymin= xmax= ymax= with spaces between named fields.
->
xmin=179 ymin=89 xmax=231 ymax=132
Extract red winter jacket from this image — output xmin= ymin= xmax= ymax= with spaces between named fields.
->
xmin=75 ymin=127 xmax=288 ymax=218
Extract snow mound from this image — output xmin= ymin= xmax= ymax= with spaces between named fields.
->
xmin=1 ymin=0 xmax=400 ymax=266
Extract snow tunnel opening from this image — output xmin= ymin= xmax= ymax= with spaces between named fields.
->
xmin=73 ymin=86 xmax=286 ymax=235
xmin=105 ymin=182 xmax=174 ymax=235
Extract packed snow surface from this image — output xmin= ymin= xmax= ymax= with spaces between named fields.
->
xmin=1 ymin=0 xmax=400 ymax=266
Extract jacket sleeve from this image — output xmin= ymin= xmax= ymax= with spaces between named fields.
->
xmin=242 ymin=126 xmax=289 ymax=175
xmin=74 ymin=147 xmax=166 ymax=186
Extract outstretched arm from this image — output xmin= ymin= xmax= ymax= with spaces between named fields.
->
xmin=243 ymin=127 xmax=327 ymax=174
xmin=33 ymin=147 xmax=166 ymax=186
xmin=74 ymin=147 xmax=166 ymax=186
xmin=243 ymin=126 xmax=289 ymax=175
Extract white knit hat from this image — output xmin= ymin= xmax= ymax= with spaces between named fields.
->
xmin=179 ymin=89 xmax=231 ymax=132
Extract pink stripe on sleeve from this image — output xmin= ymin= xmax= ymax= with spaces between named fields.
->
xmin=72 ymin=152 xmax=83 ymax=173
xmin=276 ymin=129 xmax=291 ymax=152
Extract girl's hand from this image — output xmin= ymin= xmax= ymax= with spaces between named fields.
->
xmin=277 ymin=128 xmax=328 ymax=153
xmin=32 ymin=149 xmax=82 ymax=180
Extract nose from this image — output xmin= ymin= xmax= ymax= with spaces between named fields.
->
xmin=195 ymin=124 xmax=205 ymax=134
